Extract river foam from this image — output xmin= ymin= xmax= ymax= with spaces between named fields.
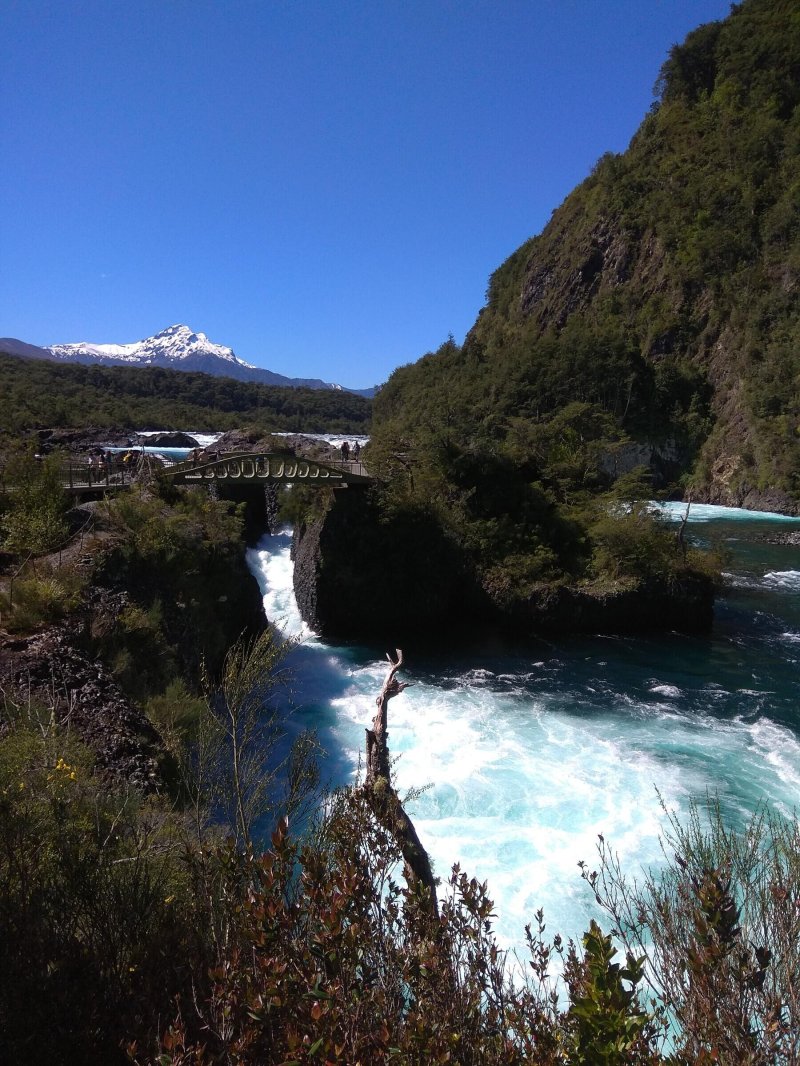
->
xmin=245 ymin=516 xmax=800 ymax=951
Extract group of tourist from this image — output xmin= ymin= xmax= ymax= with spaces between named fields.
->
xmin=85 ymin=448 xmax=138 ymax=482
xmin=340 ymin=440 xmax=361 ymax=463
xmin=187 ymin=447 xmax=226 ymax=463
xmin=86 ymin=449 xmax=114 ymax=479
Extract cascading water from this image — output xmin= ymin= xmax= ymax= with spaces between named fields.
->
xmin=246 ymin=504 xmax=800 ymax=950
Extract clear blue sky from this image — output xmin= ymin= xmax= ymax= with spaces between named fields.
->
xmin=2 ymin=0 xmax=732 ymax=389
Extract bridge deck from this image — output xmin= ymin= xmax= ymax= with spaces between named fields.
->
xmin=62 ymin=451 xmax=372 ymax=493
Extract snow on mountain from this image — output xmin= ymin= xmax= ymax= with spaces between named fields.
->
xmin=0 ymin=324 xmax=377 ymax=395
xmin=49 ymin=324 xmax=257 ymax=370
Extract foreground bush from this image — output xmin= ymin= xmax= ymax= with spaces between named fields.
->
xmin=3 ymin=640 xmax=799 ymax=1065
xmin=128 ymin=794 xmax=799 ymax=1066
xmin=585 ymin=799 xmax=800 ymax=1065
xmin=0 ymin=562 xmax=86 ymax=632
xmin=133 ymin=794 xmax=656 ymax=1066
xmin=0 ymin=718 xmax=203 ymax=1066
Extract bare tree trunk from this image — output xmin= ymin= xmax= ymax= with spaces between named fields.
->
xmin=364 ymin=650 xmax=439 ymax=918
xmin=677 ymin=496 xmax=692 ymax=563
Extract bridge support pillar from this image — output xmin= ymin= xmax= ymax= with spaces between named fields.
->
xmin=264 ymin=484 xmax=280 ymax=534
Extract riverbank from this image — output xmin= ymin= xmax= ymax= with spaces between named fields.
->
xmin=0 ymin=486 xmax=264 ymax=785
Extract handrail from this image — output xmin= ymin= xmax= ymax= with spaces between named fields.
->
xmin=62 ymin=457 xmax=138 ymax=490
xmin=169 ymin=451 xmax=370 ymax=481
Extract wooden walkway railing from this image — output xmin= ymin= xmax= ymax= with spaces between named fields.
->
xmin=62 ymin=458 xmax=141 ymax=493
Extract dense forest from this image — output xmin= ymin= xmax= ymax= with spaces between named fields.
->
xmin=0 ymin=352 xmax=372 ymax=435
xmin=363 ymin=0 xmax=800 ymax=614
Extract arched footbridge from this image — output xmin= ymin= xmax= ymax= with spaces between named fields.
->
xmin=63 ymin=451 xmax=372 ymax=495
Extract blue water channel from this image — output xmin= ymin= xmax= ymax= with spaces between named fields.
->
xmin=245 ymin=503 xmax=800 ymax=950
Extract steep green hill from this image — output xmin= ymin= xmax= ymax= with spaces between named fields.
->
xmin=373 ymin=0 xmax=800 ymax=514
xmin=332 ymin=0 xmax=800 ymax=629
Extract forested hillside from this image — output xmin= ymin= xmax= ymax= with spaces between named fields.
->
xmin=0 ymin=352 xmax=371 ymax=435
xmin=362 ymin=0 xmax=799 ymax=613
xmin=375 ymin=0 xmax=800 ymax=508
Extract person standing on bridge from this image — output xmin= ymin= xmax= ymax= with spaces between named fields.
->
xmin=353 ymin=440 xmax=361 ymax=462
xmin=341 ymin=441 xmax=350 ymax=462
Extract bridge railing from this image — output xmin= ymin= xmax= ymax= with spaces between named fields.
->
xmin=62 ymin=458 xmax=139 ymax=490
xmin=61 ymin=451 xmax=371 ymax=491
xmin=168 ymin=452 xmax=371 ymax=483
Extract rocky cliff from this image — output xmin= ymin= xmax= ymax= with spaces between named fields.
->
xmin=490 ymin=0 xmax=799 ymax=509
xmin=292 ymin=489 xmax=715 ymax=644
xmin=373 ymin=0 xmax=800 ymax=515
xmin=292 ymin=488 xmax=490 ymax=646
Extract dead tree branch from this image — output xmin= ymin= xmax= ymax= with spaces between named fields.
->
xmin=364 ymin=650 xmax=439 ymax=918
xmin=677 ymin=495 xmax=692 ymax=563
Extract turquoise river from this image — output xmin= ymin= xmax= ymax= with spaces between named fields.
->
xmin=246 ymin=503 xmax=800 ymax=952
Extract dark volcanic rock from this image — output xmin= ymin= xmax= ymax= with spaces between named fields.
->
xmin=695 ymin=479 xmax=800 ymax=516
xmin=505 ymin=573 xmax=715 ymax=636
xmin=205 ymin=429 xmax=275 ymax=454
xmin=293 ymin=491 xmax=715 ymax=645
xmin=35 ymin=427 xmax=135 ymax=454
xmin=0 ymin=628 xmax=163 ymax=791
xmin=292 ymin=489 xmax=492 ymax=647
xmin=758 ymin=530 xmax=800 ymax=545
xmin=740 ymin=488 xmax=799 ymax=516
xmin=145 ymin=431 xmax=199 ymax=447
xmin=279 ymin=435 xmax=341 ymax=463
xmin=207 ymin=430 xmax=339 ymax=464
xmin=264 ymin=484 xmax=280 ymax=535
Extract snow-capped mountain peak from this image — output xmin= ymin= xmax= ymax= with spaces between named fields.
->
xmin=1 ymin=324 xmax=377 ymax=396
xmin=49 ymin=323 xmax=257 ymax=369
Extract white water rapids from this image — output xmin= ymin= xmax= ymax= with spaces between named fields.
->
xmin=246 ymin=505 xmax=800 ymax=950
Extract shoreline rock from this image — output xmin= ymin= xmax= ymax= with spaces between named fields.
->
xmin=143 ymin=431 xmax=199 ymax=447
xmin=757 ymin=530 xmax=800 ymax=546
xmin=292 ymin=490 xmax=716 ymax=647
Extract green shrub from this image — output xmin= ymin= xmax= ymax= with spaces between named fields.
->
xmin=589 ymin=505 xmax=683 ymax=583
xmin=585 ymin=799 xmax=800 ymax=1064
xmin=0 ymin=565 xmax=86 ymax=633
xmin=0 ymin=448 xmax=70 ymax=554
xmin=0 ymin=721 xmax=199 ymax=1066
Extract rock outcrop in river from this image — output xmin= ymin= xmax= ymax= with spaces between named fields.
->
xmin=292 ymin=489 xmax=715 ymax=645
